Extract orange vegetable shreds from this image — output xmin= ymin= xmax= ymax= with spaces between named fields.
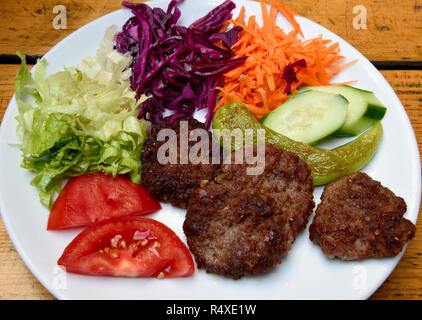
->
xmin=216 ymin=0 xmax=357 ymax=119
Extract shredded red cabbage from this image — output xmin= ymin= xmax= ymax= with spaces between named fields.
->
xmin=282 ymin=59 xmax=307 ymax=94
xmin=114 ymin=0 xmax=246 ymax=129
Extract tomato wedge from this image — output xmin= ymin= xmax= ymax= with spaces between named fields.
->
xmin=47 ymin=173 xmax=161 ymax=230
xmin=58 ymin=216 xmax=195 ymax=278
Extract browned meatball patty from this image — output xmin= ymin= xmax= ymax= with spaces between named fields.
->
xmin=183 ymin=143 xmax=315 ymax=279
xmin=141 ymin=117 xmax=221 ymax=208
xmin=309 ymin=172 xmax=416 ymax=260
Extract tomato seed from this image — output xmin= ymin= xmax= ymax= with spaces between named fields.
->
xmin=110 ymin=235 xmax=123 ymax=248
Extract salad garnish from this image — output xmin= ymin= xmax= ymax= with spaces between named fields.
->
xmin=216 ymin=0 xmax=358 ymax=119
xmin=213 ymin=102 xmax=383 ymax=185
xmin=47 ymin=173 xmax=161 ymax=230
xmin=114 ymin=0 xmax=246 ymax=129
xmin=15 ymin=26 xmax=149 ymax=208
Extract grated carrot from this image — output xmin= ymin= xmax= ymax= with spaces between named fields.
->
xmin=216 ymin=0 xmax=357 ymax=119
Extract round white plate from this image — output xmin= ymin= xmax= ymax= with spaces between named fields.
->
xmin=0 ymin=0 xmax=420 ymax=300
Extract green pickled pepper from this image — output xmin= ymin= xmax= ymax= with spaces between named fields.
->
xmin=212 ymin=102 xmax=383 ymax=185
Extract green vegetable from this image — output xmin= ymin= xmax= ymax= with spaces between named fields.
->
xmin=297 ymin=85 xmax=387 ymax=136
xmin=15 ymin=26 xmax=149 ymax=208
xmin=262 ymin=91 xmax=349 ymax=145
xmin=213 ymin=102 xmax=383 ymax=185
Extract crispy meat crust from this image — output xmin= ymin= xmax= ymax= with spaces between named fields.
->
xmin=183 ymin=143 xmax=315 ymax=279
xmin=141 ymin=117 xmax=221 ymax=208
xmin=309 ymin=172 xmax=416 ymax=260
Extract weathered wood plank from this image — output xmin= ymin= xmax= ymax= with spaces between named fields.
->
xmin=0 ymin=0 xmax=422 ymax=61
xmin=0 ymin=65 xmax=19 ymax=123
xmin=0 ymin=65 xmax=421 ymax=299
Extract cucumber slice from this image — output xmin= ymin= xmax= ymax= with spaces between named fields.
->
xmin=297 ymin=85 xmax=387 ymax=136
xmin=262 ymin=91 xmax=348 ymax=145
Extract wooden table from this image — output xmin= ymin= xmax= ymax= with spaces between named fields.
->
xmin=0 ymin=0 xmax=421 ymax=300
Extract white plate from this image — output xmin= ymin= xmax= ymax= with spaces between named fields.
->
xmin=0 ymin=0 xmax=420 ymax=300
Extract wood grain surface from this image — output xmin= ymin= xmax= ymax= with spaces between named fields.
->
xmin=0 ymin=0 xmax=422 ymax=61
xmin=0 ymin=65 xmax=421 ymax=300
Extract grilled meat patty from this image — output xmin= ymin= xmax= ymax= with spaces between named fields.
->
xmin=141 ymin=117 xmax=221 ymax=208
xmin=183 ymin=143 xmax=315 ymax=279
xmin=309 ymin=172 xmax=416 ymax=260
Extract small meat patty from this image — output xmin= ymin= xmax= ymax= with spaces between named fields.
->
xmin=309 ymin=172 xmax=416 ymax=260
xmin=183 ymin=143 xmax=315 ymax=279
xmin=141 ymin=117 xmax=221 ymax=208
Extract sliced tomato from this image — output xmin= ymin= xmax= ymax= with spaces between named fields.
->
xmin=58 ymin=216 xmax=195 ymax=278
xmin=47 ymin=173 xmax=161 ymax=230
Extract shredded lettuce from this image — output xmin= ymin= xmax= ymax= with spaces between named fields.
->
xmin=15 ymin=25 xmax=149 ymax=208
